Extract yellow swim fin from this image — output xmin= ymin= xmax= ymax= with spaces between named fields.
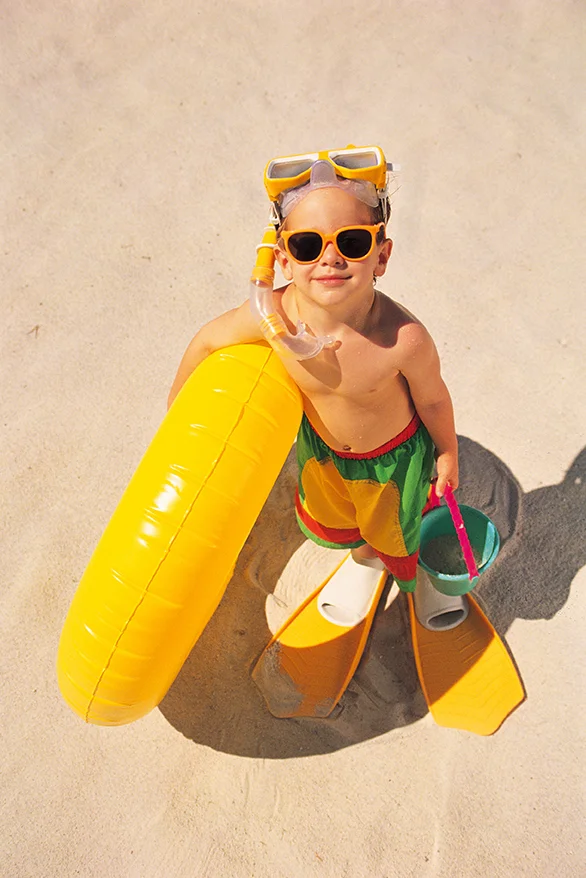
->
xmin=252 ymin=553 xmax=388 ymax=718
xmin=407 ymin=592 xmax=525 ymax=735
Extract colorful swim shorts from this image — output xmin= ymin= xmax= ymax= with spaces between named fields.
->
xmin=295 ymin=413 xmax=435 ymax=592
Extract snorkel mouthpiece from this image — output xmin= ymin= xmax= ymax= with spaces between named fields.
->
xmin=249 ymin=226 xmax=335 ymax=360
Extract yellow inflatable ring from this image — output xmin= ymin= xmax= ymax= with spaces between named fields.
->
xmin=57 ymin=343 xmax=302 ymax=725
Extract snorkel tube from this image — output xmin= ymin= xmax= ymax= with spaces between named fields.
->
xmin=249 ymin=226 xmax=335 ymax=360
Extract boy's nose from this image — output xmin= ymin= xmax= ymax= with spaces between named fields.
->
xmin=321 ymin=241 xmax=345 ymax=264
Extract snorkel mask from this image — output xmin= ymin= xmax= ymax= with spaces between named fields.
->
xmin=250 ymin=145 xmax=395 ymax=360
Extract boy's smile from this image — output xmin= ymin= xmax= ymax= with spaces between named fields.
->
xmin=313 ymin=275 xmax=350 ymax=285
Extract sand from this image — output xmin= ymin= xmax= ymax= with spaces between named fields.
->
xmin=2 ymin=2 xmax=585 ymax=876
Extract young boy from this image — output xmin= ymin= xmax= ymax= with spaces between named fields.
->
xmin=168 ymin=149 xmax=458 ymax=593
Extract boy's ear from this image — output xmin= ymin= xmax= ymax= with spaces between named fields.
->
xmin=274 ymin=243 xmax=294 ymax=280
xmin=374 ymin=238 xmax=393 ymax=277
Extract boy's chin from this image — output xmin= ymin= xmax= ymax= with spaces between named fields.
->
xmin=312 ymin=289 xmax=349 ymax=305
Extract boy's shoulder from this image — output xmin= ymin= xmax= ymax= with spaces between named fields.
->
xmin=373 ymin=293 xmax=438 ymax=375
xmin=376 ymin=292 xmax=429 ymax=346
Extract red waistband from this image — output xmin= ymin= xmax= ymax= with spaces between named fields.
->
xmin=307 ymin=412 xmax=422 ymax=460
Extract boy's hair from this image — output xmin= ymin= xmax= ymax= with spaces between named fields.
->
xmin=371 ymin=205 xmax=387 ymax=243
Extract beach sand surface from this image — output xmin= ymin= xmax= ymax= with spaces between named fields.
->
xmin=2 ymin=2 xmax=584 ymax=875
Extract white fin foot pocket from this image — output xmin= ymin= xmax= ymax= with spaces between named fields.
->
xmin=317 ymin=553 xmax=387 ymax=627
xmin=413 ymin=567 xmax=469 ymax=632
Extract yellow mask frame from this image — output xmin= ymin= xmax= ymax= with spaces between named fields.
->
xmin=264 ymin=145 xmax=389 ymax=202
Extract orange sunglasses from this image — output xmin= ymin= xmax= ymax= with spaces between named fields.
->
xmin=280 ymin=224 xmax=384 ymax=264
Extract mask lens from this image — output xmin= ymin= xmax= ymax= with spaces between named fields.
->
xmin=336 ymin=228 xmax=372 ymax=259
xmin=330 ymin=149 xmax=379 ymax=170
xmin=268 ymin=158 xmax=315 ymax=179
xmin=287 ymin=232 xmax=323 ymax=263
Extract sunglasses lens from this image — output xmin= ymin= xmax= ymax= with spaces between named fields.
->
xmin=287 ymin=232 xmax=323 ymax=263
xmin=336 ymin=228 xmax=372 ymax=259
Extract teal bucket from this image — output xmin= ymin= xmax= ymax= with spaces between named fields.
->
xmin=418 ymin=505 xmax=500 ymax=596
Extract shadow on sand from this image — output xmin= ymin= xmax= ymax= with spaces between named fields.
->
xmin=158 ymin=439 xmax=586 ymax=757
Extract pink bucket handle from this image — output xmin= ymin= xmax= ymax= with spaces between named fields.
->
xmin=443 ymin=485 xmax=480 ymax=582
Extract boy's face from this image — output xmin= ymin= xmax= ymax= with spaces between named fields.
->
xmin=275 ymin=187 xmax=392 ymax=308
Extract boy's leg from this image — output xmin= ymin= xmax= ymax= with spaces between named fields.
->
xmin=352 ymin=544 xmax=380 ymax=562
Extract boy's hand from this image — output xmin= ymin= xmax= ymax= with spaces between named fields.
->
xmin=435 ymin=451 xmax=459 ymax=499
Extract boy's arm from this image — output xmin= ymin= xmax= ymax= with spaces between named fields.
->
xmin=167 ymin=301 xmax=263 ymax=408
xmin=397 ymin=323 xmax=459 ymax=497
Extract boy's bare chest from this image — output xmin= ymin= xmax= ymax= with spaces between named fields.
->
xmin=279 ymin=338 xmax=413 ymax=451
xmin=280 ymin=338 xmax=400 ymax=401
